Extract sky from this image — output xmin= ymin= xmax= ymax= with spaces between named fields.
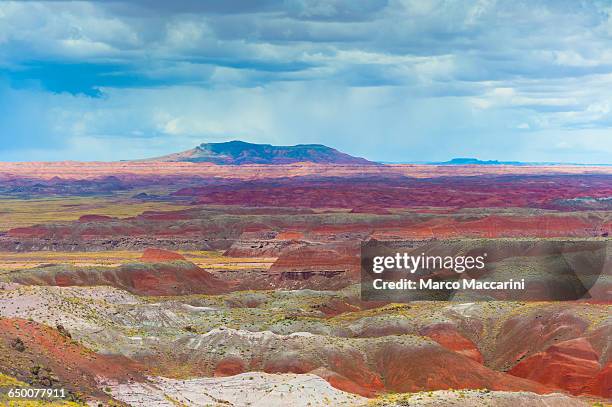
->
xmin=1 ymin=0 xmax=612 ymax=163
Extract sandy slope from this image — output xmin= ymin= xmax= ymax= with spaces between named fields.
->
xmin=111 ymin=372 xmax=367 ymax=406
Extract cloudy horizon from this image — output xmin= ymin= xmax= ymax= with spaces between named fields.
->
xmin=1 ymin=0 xmax=612 ymax=163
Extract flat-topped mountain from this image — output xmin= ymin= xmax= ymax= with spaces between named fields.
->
xmin=146 ymin=140 xmax=375 ymax=165
xmin=433 ymin=157 xmax=524 ymax=165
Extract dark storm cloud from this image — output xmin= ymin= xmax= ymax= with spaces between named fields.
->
xmin=103 ymin=0 xmax=389 ymax=21
xmin=1 ymin=62 xmax=167 ymax=97
xmin=31 ymin=0 xmax=286 ymax=15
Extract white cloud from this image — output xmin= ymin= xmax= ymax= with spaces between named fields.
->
xmin=1 ymin=0 xmax=612 ymax=163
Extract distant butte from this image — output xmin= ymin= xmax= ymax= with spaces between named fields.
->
xmin=141 ymin=248 xmax=186 ymax=262
xmin=142 ymin=140 xmax=375 ymax=165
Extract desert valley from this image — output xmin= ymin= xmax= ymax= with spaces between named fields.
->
xmin=0 ymin=141 xmax=610 ymax=406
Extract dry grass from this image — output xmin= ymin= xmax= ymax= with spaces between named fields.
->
xmin=0 ymin=197 xmax=192 ymax=230
xmin=0 ymin=250 xmax=275 ymax=271
xmin=0 ymin=372 xmax=26 ymax=387
xmin=0 ymin=373 xmax=86 ymax=407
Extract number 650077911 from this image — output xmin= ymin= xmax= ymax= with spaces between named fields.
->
xmin=6 ymin=387 xmax=66 ymax=399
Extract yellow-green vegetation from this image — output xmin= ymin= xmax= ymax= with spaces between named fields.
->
xmin=136 ymin=288 xmax=612 ymax=345
xmin=0 ymin=373 xmax=27 ymax=387
xmin=0 ymin=374 xmax=86 ymax=407
xmin=163 ymin=393 xmax=189 ymax=407
xmin=367 ymin=389 xmax=473 ymax=406
xmin=3 ymin=401 xmax=85 ymax=407
xmin=368 ymin=392 xmax=419 ymax=406
xmin=569 ymin=303 xmax=612 ymax=331
xmin=369 ymin=388 xmax=509 ymax=406
xmin=500 ymin=300 xmax=612 ymax=332
xmin=0 ymin=196 xmax=192 ymax=230
xmin=368 ymin=390 xmax=612 ymax=407
xmin=0 ymin=250 xmax=274 ymax=271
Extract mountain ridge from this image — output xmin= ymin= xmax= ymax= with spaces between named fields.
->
xmin=434 ymin=157 xmax=524 ymax=165
xmin=144 ymin=140 xmax=375 ymax=165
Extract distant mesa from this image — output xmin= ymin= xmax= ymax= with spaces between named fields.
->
xmin=144 ymin=140 xmax=375 ymax=165
xmin=434 ymin=157 xmax=524 ymax=166
xmin=430 ymin=157 xmax=610 ymax=166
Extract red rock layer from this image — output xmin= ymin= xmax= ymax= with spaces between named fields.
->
xmin=2 ymin=161 xmax=612 ymax=181
xmin=141 ymin=248 xmax=186 ymax=262
xmin=173 ymin=175 xmax=612 ymax=211
xmin=0 ymin=318 xmax=144 ymax=398
xmin=374 ymin=342 xmax=551 ymax=394
xmin=269 ymin=243 xmax=360 ymax=276
xmin=509 ymin=337 xmax=609 ymax=397
xmin=420 ymin=324 xmax=484 ymax=363
xmin=12 ymin=262 xmax=232 ymax=296
xmin=587 ymin=362 xmax=611 ymax=398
